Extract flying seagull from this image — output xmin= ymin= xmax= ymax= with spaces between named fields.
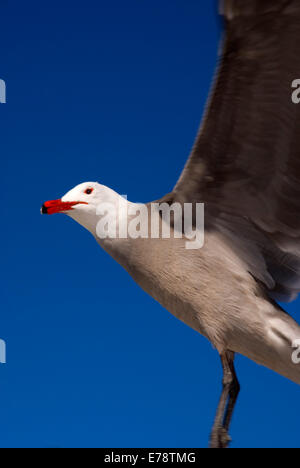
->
xmin=42 ymin=0 xmax=300 ymax=448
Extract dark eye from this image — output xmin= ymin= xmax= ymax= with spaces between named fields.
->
xmin=85 ymin=188 xmax=93 ymax=195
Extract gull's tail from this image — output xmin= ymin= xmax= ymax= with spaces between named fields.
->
xmin=233 ymin=302 xmax=300 ymax=385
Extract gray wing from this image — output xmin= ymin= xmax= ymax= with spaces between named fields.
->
xmin=172 ymin=0 xmax=300 ymax=302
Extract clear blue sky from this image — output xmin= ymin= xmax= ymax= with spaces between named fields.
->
xmin=1 ymin=0 xmax=300 ymax=449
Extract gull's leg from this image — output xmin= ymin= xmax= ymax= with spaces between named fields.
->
xmin=209 ymin=351 xmax=240 ymax=449
xmin=223 ymin=352 xmax=240 ymax=434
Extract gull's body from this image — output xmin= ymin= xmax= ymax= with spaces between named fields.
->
xmin=111 ymin=230 xmax=300 ymax=386
xmin=42 ymin=0 xmax=300 ymax=448
xmin=67 ymin=189 xmax=300 ymax=386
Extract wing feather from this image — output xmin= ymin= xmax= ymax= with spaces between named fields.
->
xmin=172 ymin=0 xmax=300 ymax=302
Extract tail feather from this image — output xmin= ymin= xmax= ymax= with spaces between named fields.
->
xmin=232 ymin=302 xmax=300 ymax=385
xmin=250 ymin=312 xmax=300 ymax=385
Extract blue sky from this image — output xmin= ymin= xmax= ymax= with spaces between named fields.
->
xmin=1 ymin=0 xmax=300 ymax=448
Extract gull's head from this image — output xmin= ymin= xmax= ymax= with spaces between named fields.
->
xmin=41 ymin=181 xmax=123 ymax=236
xmin=42 ymin=181 xmax=128 ymax=238
xmin=41 ymin=182 xmax=101 ymax=216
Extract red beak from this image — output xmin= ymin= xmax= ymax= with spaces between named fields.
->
xmin=41 ymin=199 xmax=87 ymax=215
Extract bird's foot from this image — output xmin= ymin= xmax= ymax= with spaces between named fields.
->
xmin=210 ymin=427 xmax=232 ymax=449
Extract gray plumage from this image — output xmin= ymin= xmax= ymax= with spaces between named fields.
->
xmin=175 ymin=0 xmax=300 ymax=303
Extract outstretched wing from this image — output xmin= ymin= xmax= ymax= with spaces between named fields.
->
xmin=173 ymin=0 xmax=300 ymax=302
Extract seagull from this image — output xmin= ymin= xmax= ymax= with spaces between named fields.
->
xmin=42 ymin=0 xmax=300 ymax=449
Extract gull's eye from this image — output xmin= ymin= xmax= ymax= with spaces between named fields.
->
xmin=85 ymin=188 xmax=94 ymax=195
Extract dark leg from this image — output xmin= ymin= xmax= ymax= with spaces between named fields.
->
xmin=223 ymin=352 xmax=240 ymax=433
xmin=209 ymin=351 xmax=240 ymax=449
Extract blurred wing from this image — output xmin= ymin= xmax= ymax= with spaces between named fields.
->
xmin=173 ymin=0 xmax=300 ymax=302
